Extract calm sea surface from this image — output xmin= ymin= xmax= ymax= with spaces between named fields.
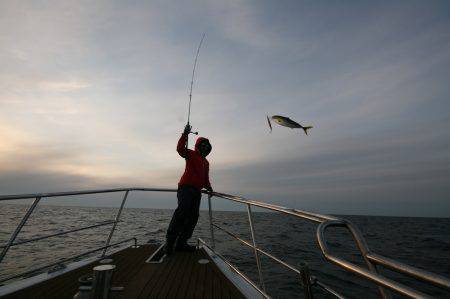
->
xmin=0 ymin=204 xmax=449 ymax=298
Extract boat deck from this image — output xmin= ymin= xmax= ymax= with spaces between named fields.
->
xmin=3 ymin=244 xmax=246 ymax=299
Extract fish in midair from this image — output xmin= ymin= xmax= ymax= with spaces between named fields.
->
xmin=267 ymin=115 xmax=313 ymax=135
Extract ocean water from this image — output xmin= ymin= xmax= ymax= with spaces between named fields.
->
xmin=0 ymin=204 xmax=449 ymax=298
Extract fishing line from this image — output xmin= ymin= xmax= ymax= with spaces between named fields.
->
xmin=187 ymin=33 xmax=206 ymax=125
xmin=186 ymin=33 xmax=206 ymax=149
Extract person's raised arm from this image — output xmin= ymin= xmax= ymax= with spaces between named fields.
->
xmin=176 ymin=124 xmax=191 ymax=158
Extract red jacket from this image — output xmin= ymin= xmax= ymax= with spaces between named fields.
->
xmin=177 ymin=133 xmax=212 ymax=191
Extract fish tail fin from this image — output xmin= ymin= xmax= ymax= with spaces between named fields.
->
xmin=266 ymin=115 xmax=272 ymax=133
xmin=302 ymin=126 xmax=313 ymax=135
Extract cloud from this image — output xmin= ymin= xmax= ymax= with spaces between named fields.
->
xmin=210 ymin=118 xmax=450 ymax=216
xmin=0 ymin=1 xmax=449 ymax=216
xmin=37 ymin=80 xmax=90 ymax=92
xmin=0 ymin=119 xmax=184 ymax=197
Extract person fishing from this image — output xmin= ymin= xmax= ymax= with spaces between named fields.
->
xmin=164 ymin=124 xmax=213 ymax=254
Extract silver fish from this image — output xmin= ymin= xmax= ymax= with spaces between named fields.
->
xmin=267 ymin=115 xmax=313 ymax=135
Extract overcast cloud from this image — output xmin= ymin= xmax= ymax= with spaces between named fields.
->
xmin=0 ymin=1 xmax=449 ymax=216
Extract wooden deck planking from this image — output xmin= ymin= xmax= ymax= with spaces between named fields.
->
xmin=2 ymin=244 xmax=246 ymax=299
xmin=204 ymin=259 xmax=215 ymax=299
xmin=3 ymin=244 xmax=153 ymax=299
xmin=174 ymin=253 xmax=197 ymax=299
xmin=144 ymin=250 xmax=180 ymax=298
xmin=212 ymin=266 xmax=222 ymax=299
xmin=185 ymin=251 xmax=201 ymax=299
xmin=194 ymin=251 xmax=207 ymax=299
xmin=165 ymin=252 xmax=191 ymax=298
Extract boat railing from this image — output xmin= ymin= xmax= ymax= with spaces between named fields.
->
xmin=0 ymin=188 xmax=449 ymax=299
xmin=207 ymin=191 xmax=450 ymax=299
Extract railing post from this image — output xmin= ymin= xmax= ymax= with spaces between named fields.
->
xmin=0 ymin=196 xmax=41 ymax=265
xmin=207 ymin=194 xmax=215 ymax=249
xmin=345 ymin=222 xmax=391 ymax=299
xmin=102 ymin=191 xmax=129 ymax=257
xmin=299 ymin=262 xmax=314 ymax=299
xmin=246 ymin=204 xmax=266 ymax=292
xmin=318 ymin=220 xmax=392 ymax=299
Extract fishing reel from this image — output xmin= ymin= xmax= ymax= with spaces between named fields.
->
xmin=185 ymin=123 xmax=198 ymax=135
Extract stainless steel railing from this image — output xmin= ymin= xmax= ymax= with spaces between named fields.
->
xmin=0 ymin=238 xmax=137 ymax=284
xmin=197 ymin=237 xmax=270 ymax=299
xmin=0 ymin=187 xmax=175 ymax=284
xmin=0 ymin=187 xmax=449 ymax=299
xmin=205 ymin=190 xmax=450 ymax=299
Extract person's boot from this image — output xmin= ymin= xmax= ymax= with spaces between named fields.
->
xmin=163 ymin=238 xmax=176 ymax=255
xmin=175 ymin=239 xmax=197 ymax=252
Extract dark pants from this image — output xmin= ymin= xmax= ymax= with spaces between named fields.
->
xmin=166 ymin=185 xmax=201 ymax=243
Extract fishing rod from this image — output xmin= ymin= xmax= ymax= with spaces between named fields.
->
xmin=186 ymin=33 xmax=206 ymax=149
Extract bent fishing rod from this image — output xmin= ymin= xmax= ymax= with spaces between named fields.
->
xmin=186 ymin=33 xmax=206 ymax=150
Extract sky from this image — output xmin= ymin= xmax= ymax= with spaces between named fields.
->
xmin=0 ymin=1 xmax=449 ymax=217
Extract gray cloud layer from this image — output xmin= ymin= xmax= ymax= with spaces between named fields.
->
xmin=1 ymin=1 xmax=449 ymax=216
